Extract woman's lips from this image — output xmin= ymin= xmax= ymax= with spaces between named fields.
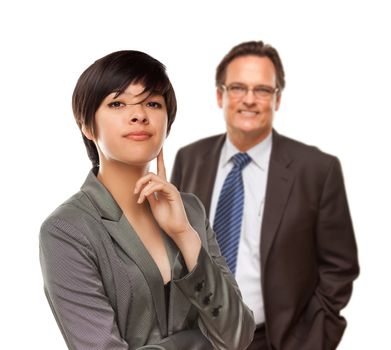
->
xmin=124 ymin=131 xmax=152 ymax=141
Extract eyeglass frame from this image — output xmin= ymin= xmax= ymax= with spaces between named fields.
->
xmin=220 ymin=83 xmax=279 ymax=100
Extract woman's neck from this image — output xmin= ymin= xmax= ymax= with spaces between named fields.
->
xmin=97 ymin=161 xmax=149 ymax=214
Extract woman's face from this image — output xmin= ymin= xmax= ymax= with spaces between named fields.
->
xmin=86 ymin=83 xmax=168 ymax=167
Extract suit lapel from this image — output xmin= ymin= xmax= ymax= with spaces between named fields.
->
xmin=261 ymin=131 xmax=295 ymax=269
xmin=196 ymin=134 xmax=226 ymax=216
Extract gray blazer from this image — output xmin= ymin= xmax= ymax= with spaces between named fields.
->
xmin=40 ymin=169 xmax=255 ymax=350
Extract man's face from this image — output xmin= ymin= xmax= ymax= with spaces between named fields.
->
xmin=217 ymin=55 xmax=281 ymax=144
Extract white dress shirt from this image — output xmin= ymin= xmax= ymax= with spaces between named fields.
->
xmin=209 ymin=133 xmax=272 ymax=325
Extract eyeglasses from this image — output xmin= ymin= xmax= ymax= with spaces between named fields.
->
xmin=221 ymin=83 xmax=279 ymax=100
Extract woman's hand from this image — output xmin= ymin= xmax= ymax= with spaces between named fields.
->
xmin=134 ymin=148 xmax=192 ymax=239
xmin=134 ymin=148 xmax=201 ymax=271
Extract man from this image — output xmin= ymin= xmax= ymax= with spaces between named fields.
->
xmin=171 ymin=41 xmax=359 ymax=350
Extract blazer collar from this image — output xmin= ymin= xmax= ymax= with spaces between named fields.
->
xmin=80 ymin=168 xmax=182 ymax=336
xmin=80 ymin=168 xmax=122 ymax=221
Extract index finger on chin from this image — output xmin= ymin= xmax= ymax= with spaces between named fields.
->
xmin=157 ymin=148 xmax=167 ymax=180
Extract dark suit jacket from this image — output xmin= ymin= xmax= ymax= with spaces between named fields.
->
xmin=40 ymin=169 xmax=255 ymax=350
xmin=171 ymin=130 xmax=359 ymax=350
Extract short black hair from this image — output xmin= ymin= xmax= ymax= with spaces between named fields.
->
xmin=72 ymin=50 xmax=177 ymax=167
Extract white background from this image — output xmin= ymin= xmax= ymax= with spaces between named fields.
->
xmin=1 ymin=0 xmax=390 ymax=348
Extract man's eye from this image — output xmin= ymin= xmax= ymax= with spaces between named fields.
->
xmin=254 ymin=87 xmax=273 ymax=95
xmin=146 ymin=101 xmax=162 ymax=109
xmin=230 ymin=85 xmax=246 ymax=92
xmin=108 ymin=101 xmax=125 ymax=108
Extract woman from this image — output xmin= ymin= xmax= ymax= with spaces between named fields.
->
xmin=40 ymin=50 xmax=255 ymax=350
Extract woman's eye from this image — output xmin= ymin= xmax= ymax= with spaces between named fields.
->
xmin=146 ymin=101 xmax=162 ymax=109
xmin=108 ymin=101 xmax=125 ymax=108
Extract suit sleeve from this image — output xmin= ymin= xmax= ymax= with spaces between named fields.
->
xmin=173 ymin=195 xmax=256 ymax=350
xmin=315 ymin=157 xmax=359 ymax=348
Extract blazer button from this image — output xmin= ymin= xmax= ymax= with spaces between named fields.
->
xmin=212 ymin=305 xmax=222 ymax=317
xmin=195 ymin=280 xmax=205 ymax=292
xmin=203 ymin=292 xmax=213 ymax=305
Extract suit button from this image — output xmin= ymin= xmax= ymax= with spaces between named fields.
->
xmin=212 ymin=305 xmax=222 ymax=317
xmin=195 ymin=280 xmax=205 ymax=292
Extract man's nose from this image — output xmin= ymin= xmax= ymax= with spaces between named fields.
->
xmin=242 ymin=89 xmax=256 ymax=105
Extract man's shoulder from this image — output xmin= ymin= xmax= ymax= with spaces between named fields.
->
xmin=276 ymin=132 xmax=336 ymax=163
xmin=177 ymin=134 xmax=225 ymax=155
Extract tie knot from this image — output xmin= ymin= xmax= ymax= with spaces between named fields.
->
xmin=232 ymin=153 xmax=251 ymax=170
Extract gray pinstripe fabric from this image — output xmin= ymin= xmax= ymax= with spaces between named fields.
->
xmin=40 ymin=169 xmax=255 ymax=350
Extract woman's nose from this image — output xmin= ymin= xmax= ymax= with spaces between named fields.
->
xmin=129 ymin=105 xmax=149 ymax=124
xmin=129 ymin=115 xmax=149 ymax=124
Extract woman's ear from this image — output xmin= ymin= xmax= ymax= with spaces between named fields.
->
xmin=81 ymin=124 xmax=94 ymax=141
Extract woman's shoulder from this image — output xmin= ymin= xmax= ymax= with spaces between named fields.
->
xmin=180 ymin=192 xmax=206 ymax=217
xmin=40 ymin=190 xmax=102 ymax=244
xmin=179 ymin=192 xmax=209 ymax=234
xmin=45 ymin=189 xmax=100 ymax=221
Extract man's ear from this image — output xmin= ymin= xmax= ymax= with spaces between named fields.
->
xmin=216 ymin=88 xmax=223 ymax=109
xmin=81 ymin=124 xmax=94 ymax=141
xmin=275 ymin=93 xmax=282 ymax=112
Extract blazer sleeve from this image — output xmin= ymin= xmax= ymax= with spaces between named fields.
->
xmin=40 ymin=217 xmax=214 ymax=350
xmin=173 ymin=195 xmax=256 ymax=350
xmin=137 ymin=329 xmax=212 ymax=350
xmin=40 ymin=218 xmax=129 ymax=350
xmin=314 ymin=157 xmax=359 ymax=348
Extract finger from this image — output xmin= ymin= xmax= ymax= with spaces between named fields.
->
xmin=137 ymin=182 xmax=166 ymax=204
xmin=138 ymin=180 xmax=177 ymax=204
xmin=134 ymin=173 xmax=164 ymax=194
xmin=156 ymin=148 xmax=167 ymax=180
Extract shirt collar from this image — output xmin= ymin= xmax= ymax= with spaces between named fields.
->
xmin=221 ymin=132 xmax=273 ymax=171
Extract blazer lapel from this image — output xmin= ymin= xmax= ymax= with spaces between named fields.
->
xmin=261 ymin=131 xmax=295 ymax=269
xmin=102 ymin=217 xmax=168 ymax=336
xmin=196 ymin=134 xmax=226 ymax=216
xmin=81 ymin=169 xmax=168 ymax=336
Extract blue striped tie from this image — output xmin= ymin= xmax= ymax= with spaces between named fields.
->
xmin=213 ymin=152 xmax=251 ymax=274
